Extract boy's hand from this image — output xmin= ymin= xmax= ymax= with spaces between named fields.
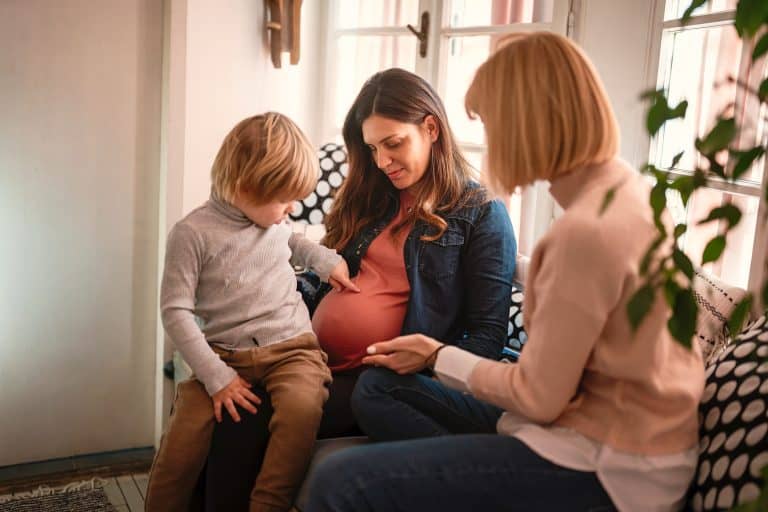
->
xmin=329 ymin=260 xmax=361 ymax=293
xmin=212 ymin=376 xmax=261 ymax=423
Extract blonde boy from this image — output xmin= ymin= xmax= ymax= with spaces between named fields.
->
xmin=145 ymin=113 xmax=358 ymax=512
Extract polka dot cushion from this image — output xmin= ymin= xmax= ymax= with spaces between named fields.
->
xmin=501 ymin=285 xmax=526 ymax=362
xmin=688 ymin=315 xmax=768 ymax=511
xmin=290 ymin=143 xmax=348 ymax=225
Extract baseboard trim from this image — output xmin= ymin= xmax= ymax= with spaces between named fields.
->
xmin=0 ymin=447 xmax=154 ymax=494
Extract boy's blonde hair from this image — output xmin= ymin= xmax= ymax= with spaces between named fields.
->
xmin=465 ymin=32 xmax=619 ymax=195
xmin=211 ymin=112 xmax=318 ymax=204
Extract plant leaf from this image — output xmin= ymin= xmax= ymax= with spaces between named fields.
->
xmin=735 ymin=0 xmax=768 ymax=37
xmin=640 ymin=162 xmax=657 ymax=175
xmin=671 ymin=151 xmax=685 ymax=168
xmin=673 ymin=248 xmax=695 ymax=280
xmin=645 ymin=91 xmax=688 ymax=136
xmin=695 ymin=117 xmax=736 ymax=156
xmin=639 ymin=88 xmax=661 ymax=101
xmin=693 ymin=168 xmax=708 ymax=188
xmin=674 ymin=223 xmax=687 ymax=239
xmin=670 ymin=175 xmax=696 ymax=206
xmin=728 ymin=295 xmax=753 ymax=336
xmin=763 ymin=281 xmax=768 ymax=314
xmin=599 ymin=186 xmax=617 ymax=216
xmin=640 ymin=235 xmax=666 ymax=276
xmin=628 ymin=284 xmax=656 ymax=331
xmin=667 ymin=287 xmax=697 ymax=347
xmin=754 ymin=31 xmax=768 ymax=61
xmin=664 ymin=278 xmax=681 ymax=308
xmin=731 ymin=146 xmax=765 ymax=181
xmin=705 ymin=154 xmax=727 ymax=179
xmin=697 ymin=204 xmax=743 ymax=229
xmin=702 ymin=235 xmax=727 ymax=264
xmin=759 ymin=77 xmax=768 ymax=102
xmin=682 ymin=0 xmax=707 ymax=22
xmin=650 ymin=182 xmax=667 ymax=218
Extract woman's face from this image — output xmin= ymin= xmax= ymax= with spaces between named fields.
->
xmin=361 ymin=114 xmax=439 ymax=192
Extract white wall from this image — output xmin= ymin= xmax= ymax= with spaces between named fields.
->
xmin=0 ymin=0 xmax=162 ymax=465
xmin=0 ymin=0 xmax=326 ymax=464
xmin=177 ymin=0 xmax=325 ymax=215
xmin=573 ymin=0 xmax=660 ymax=168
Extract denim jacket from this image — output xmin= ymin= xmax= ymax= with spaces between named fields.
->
xmin=301 ymin=183 xmax=516 ymax=361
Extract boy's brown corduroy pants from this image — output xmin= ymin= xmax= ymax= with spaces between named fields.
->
xmin=145 ymin=333 xmax=331 ymax=512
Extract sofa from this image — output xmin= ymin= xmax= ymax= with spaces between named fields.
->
xmin=292 ymin=267 xmax=768 ymax=512
xmin=171 ymin=141 xmax=768 ymax=510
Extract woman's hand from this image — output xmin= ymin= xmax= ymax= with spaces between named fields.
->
xmin=329 ymin=259 xmax=361 ymax=292
xmin=212 ymin=375 xmax=262 ymax=423
xmin=362 ymin=334 xmax=444 ymax=374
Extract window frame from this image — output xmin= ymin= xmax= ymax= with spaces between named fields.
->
xmin=643 ymin=0 xmax=768 ymax=294
xmin=321 ymin=0 xmax=571 ymax=257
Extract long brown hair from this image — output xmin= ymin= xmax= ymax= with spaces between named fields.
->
xmin=323 ymin=68 xmax=483 ymax=251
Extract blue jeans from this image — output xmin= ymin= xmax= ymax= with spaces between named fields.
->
xmin=304 ymin=435 xmax=616 ymax=512
xmin=351 ymin=367 xmax=503 ymax=440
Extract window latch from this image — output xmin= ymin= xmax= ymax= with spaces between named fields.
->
xmin=406 ymin=11 xmax=430 ymax=58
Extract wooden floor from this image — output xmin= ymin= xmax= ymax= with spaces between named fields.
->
xmin=101 ymin=473 xmax=148 ymax=511
xmin=0 ymin=472 xmax=148 ymax=511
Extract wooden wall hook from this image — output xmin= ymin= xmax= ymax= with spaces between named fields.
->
xmin=267 ymin=0 xmax=284 ymax=68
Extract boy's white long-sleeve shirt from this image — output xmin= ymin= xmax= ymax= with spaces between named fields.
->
xmin=160 ymin=196 xmax=341 ymax=395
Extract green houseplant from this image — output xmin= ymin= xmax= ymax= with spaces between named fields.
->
xmin=628 ymin=0 xmax=768 ymax=343
xmin=624 ymin=1 xmax=768 ymax=509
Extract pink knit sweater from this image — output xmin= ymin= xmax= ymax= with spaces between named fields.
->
xmin=468 ymin=159 xmax=704 ymax=456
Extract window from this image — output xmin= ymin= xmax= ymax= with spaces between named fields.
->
xmin=322 ymin=0 xmax=570 ymax=255
xmin=649 ymin=0 xmax=768 ymax=289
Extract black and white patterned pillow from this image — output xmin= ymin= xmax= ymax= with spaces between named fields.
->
xmin=501 ymin=285 xmax=526 ymax=362
xmin=688 ymin=315 xmax=768 ymax=511
xmin=290 ymin=143 xmax=348 ymax=225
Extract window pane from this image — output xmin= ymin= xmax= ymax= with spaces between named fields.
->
xmin=667 ymin=188 xmax=759 ymax=289
xmin=464 ymin=149 xmax=522 ymax=239
xmin=655 ymin=24 xmax=767 ymax=183
xmin=462 ymin=148 xmax=484 ymax=181
xmin=334 ymin=35 xmax=417 ymax=129
xmin=336 ymin=0 xmax=419 ymax=28
xmin=448 ymin=0 xmax=553 ymax=27
xmin=664 ymin=0 xmax=737 ymax=21
xmin=444 ymin=36 xmax=494 ymax=145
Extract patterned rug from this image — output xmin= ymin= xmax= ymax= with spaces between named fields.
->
xmin=0 ymin=479 xmax=116 ymax=512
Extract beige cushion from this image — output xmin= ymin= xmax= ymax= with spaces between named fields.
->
xmin=514 ymin=253 xmax=530 ymax=286
xmin=693 ymin=269 xmax=748 ymax=364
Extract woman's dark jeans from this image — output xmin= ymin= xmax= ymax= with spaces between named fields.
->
xmin=351 ymin=367 xmax=503 ymax=441
xmin=323 ymin=367 xmax=615 ymax=511
xmin=305 ymin=434 xmax=616 ymax=512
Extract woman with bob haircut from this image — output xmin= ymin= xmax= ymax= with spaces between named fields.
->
xmin=201 ymin=68 xmax=517 ymax=509
xmin=304 ymin=32 xmax=704 ymax=512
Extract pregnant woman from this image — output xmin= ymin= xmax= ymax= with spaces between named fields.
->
xmin=203 ymin=68 xmax=517 ymax=511
xmin=306 ymin=32 xmax=704 ymax=512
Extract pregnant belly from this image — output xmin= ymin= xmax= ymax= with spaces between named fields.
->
xmin=312 ymin=288 xmax=407 ymax=371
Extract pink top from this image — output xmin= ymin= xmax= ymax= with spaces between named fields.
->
xmin=435 ymin=159 xmax=704 ymax=511
xmin=470 ymin=159 xmax=704 ymax=454
xmin=313 ymin=192 xmax=414 ymax=371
